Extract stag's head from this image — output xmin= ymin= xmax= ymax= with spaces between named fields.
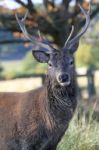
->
xmin=16 ymin=5 xmax=90 ymax=87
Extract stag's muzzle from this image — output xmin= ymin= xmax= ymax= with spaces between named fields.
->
xmin=57 ymin=73 xmax=70 ymax=86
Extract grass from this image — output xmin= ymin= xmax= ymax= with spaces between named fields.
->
xmin=57 ymin=106 xmax=99 ymax=150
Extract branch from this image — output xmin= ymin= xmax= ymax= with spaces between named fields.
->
xmin=14 ymin=0 xmax=27 ymax=8
xmin=62 ymin=0 xmax=71 ymax=9
xmin=14 ymin=0 xmax=36 ymax=14
xmin=27 ymin=0 xmax=36 ymax=14
xmin=0 ymin=14 xmax=58 ymax=36
xmin=0 ymin=39 xmax=30 ymax=45
xmin=43 ymin=0 xmax=55 ymax=10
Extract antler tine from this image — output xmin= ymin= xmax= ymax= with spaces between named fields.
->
xmin=63 ymin=25 xmax=74 ymax=48
xmin=15 ymin=12 xmax=52 ymax=53
xmin=68 ymin=4 xmax=90 ymax=46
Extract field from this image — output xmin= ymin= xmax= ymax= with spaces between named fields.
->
xmin=0 ymin=77 xmax=42 ymax=92
xmin=0 ymin=72 xmax=99 ymax=98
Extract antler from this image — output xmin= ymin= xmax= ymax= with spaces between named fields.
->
xmin=64 ymin=4 xmax=90 ymax=48
xmin=15 ymin=11 xmax=52 ymax=53
xmin=63 ymin=25 xmax=74 ymax=48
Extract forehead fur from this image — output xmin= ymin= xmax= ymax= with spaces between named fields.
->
xmin=50 ymin=49 xmax=72 ymax=60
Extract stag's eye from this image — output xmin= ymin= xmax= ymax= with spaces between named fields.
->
xmin=69 ymin=59 xmax=74 ymax=66
xmin=48 ymin=61 xmax=52 ymax=67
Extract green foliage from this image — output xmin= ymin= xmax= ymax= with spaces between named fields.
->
xmin=58 ymin=110 xmax=99 ymax=150
xmin=0 ymin=51 xmax=47 ymax=79
xmin=22 ymin=51 xmax=47 ymax=74
xmin=0 ymin=61 xmax=23 ymax=80
xmin=76 ymin=43 xmax=92 ymax=67
xmin=76 ymin=42 xmax=99 ymax=68
xmin=2 ymin=70 xmax=17 ymax=80
xmin=76 ymin=19 xmax=99 ymax=68
xmin=91 ymin=43 xmax=99 ymax=67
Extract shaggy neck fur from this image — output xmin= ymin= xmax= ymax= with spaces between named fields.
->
xmin=44 ymin=75 xmax=77 ymax=129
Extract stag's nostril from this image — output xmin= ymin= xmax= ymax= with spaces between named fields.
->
xmin=58 ymin=74 xmax=69 ymax=83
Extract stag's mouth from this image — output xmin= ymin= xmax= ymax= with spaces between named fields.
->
xmin=59 ymin=81 xmax=70 ymax=87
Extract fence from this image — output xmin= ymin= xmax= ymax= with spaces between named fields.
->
xmin=0 ymin=69 xmax=97 ymax=99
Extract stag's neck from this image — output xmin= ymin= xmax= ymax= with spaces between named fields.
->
xmin=45 ymin=76 xmax=77 ymax=125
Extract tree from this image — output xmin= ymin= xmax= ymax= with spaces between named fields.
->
xmin=0 ymin=0 xmax=99 ymax=47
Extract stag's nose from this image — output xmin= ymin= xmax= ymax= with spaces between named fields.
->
xmin=58 ymin=73 xmax=70 ymax=83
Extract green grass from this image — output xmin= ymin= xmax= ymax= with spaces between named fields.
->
xmin=57 ymin=109 xmax=99 ymax=150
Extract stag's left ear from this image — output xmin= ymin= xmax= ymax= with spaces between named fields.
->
xmin=69 ymin=42 xmax=79 ymax=54
xmin=32 ymin=50 xmax=50 ymax=63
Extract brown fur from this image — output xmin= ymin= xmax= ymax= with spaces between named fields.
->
xmin=0 ymin=76 xmax=77 ymax=150
xmin=0 ymin=52 xmax=77 ymax=150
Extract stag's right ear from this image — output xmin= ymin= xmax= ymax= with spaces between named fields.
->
xmin=69 ymin=42 xmax=79 ymax=54
xmin=32 ymin=50 xmax=50 ymax=63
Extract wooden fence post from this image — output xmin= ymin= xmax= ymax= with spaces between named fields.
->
xmin=87 ymin=65 xmax=96 ymax=99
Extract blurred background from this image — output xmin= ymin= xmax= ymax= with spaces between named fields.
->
xmin=0 ymin=0 xmax=99 ymax=150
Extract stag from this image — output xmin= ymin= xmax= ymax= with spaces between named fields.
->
xmin=0 ymin=5 xmax=90 ymax=150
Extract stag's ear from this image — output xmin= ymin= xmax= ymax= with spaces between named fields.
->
xmin=69 ymin=42 xmax=79 ymax=54
xmin=32 ymin=50 xmax=49 ymax=63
